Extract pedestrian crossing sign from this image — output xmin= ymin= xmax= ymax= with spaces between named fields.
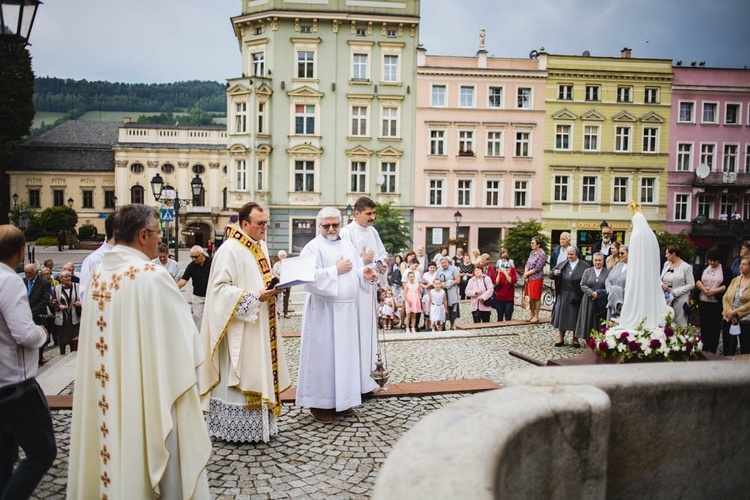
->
xmin=160 ymin=208 xmax=174 ymax=222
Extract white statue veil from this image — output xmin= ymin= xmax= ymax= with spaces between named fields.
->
xmin=618 ymin=212 xmax=674 ymax=329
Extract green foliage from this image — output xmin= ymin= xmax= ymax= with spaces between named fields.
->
xmin=372 ymin=202 xmax=411 ymax=255
xmin=36 ymin=206 xmax=78 ymax=234
xmin=136 ymin=110 xmax=214 ymax=126
xmin=35 ymin=235 xmax=79 ymax=246
xmin=500 ymin=219 xmax=548 ymax=269
xmin=655 ymin=230 xmax=696 ymax=265
xmin=78 ymin=224 xmax=97 ymax=240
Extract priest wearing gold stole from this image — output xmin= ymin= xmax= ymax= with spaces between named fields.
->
xmin=68 ymin=204 xmax=211 ymax=499
xmin=198 ymin=202 xmax=291 ymax=442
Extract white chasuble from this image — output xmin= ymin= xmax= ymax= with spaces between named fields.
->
xmin=296 ymin=235 xmax=371 ymax=411
xmin=67 ymin=245 xmax=211 ymax=500
xmin=198 ymin=225 xmax=291 ymax=443
xmin=340 ymin=222 xmax=386 ymax=394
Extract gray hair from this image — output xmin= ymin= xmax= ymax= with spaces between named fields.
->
xmin=277 ymin=250 xmax=287 ymax=258
xmin=566 ymin=245 xmax=579 ymax=254
xmin=592 ymin=252 xmax=605 ymax=260
xmin=191 ymin=245 xmax=208 ymax=257
xmin=560 ymin=231 xmax=571 ymax=239
xmin=621 ymin=244 xmax=628 ymax=252
xmin=58 ymin=270 xmax=72 ymax=278
xmin=316 ymin=207 xmax=341 ymax=225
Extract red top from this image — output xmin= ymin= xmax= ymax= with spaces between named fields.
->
xmin=493 ymin=265 xmax=518 ymax=301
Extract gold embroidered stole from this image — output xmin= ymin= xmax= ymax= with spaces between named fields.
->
xmin=225 ymin=226 xmax=282 ymax=416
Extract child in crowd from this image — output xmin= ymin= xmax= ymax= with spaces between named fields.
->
xmin=380 ymin=288 xmax=396 ymax=330
xmin=403 ymin=272 xmax=422 ymax=334
xmin=428 ymin=278 xmax=446 ymax=331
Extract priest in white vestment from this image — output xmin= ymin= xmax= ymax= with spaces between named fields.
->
xmin=297 ymin=207 xmax=377 ymax=423
xmin=68 ymin=204 xmax=211 ymax=500
xmin=198 ymin=202 xmax=291 ymax=442
xmin=339 ymin=196 xmax=386 ymax=395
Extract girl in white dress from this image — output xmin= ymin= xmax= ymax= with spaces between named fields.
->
xmin=429 ymin=278 xmax=446 ymax=331
xmin=380 ymin=288 xmax=396 ymax=330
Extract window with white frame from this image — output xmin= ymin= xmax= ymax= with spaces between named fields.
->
xmin=744 ymin=196 xmax=750 ymax=220
xmin=676 ymin=143 xmax=693 ymax=171
xmin=256 ymin=158 xmax=266 ymax=191
xmin=558 ymin=84 xmax=573 ymax=100
xmin=294 ymin=104 xmax=315 ymax=135
xmin=234 ymin=102 xmax=247 ymax=134
xmin=294 ymin=160 xmax=315 ymax=192
xmin=678 ymin=102 xmax=694 ymax=123
xmin=644 ymin=87 xmax=659 ymax=104
xmin=457 ymin=179 xmax=472 ymax=207
xmin=726 ymin=104 xmax=740 ymax=125
xmin=485 ymin=180 xmax=501 ymax=207
xmin=642 ymin=127 xmax=658 ymax=153
xmin=429 ymin=130 xmax=445 ymax=155
xmin=613 ymin=177 xmax=629 ymax=204
xmin=458 ymin=130 xmax=474 ymax=155
xmin=640 ymin=178 xmax=655 ymax=204
xmin=488 ymin=87 xmax=503 ymax=108
xmin=351 ymin=105 xmax=368 ymax=136
xmin=555 ymin=124 xmax=571 ymax=151
xmin=513 ymin=180 xmax=529 ymax=208
xmin=515 ymin=131 xmax=531 ymax=157
xmin=486 ymin=131 xmax=503 ymax=156
xmin=381 ymin=106 xmax=398 ymax=137
xmin=297 ymin=51 xmax=315 ymax=79
xmin=252 ymin=52 xmax=265 ymax=76
xmin=428 ymin=179 xmax=445 ymax=206
xmin=581 ymin=176 xmax=597 ymax=203
xmin=720 ymin=194 xmax=733 ymax=217
xmin=352 ymin=53 xmax=368 ymax=80
xmin=697 ymin=194 xmax=713 ymax=218
xmin=517 ymin=87 xmax=531 ymax=109
xmin=380 ymin=162 xmax=396 ymax=193
xmin=350 ymin=161 xmax=367 ymax=192
xmin=460 ymin=86 xmax=475 ymax=108
xmin=257 ymin=102 xmax=267 ymax=134
xmin=701 ymin=143 xmax=716 ymax=169
xmin=702 ymin=102 xmax=717 ymax=123
xmin=615 ymin=126 xmax=631 ymax=152
xmin=674 ymin=194 xmax=690 ymax=221
xmin=617 ymin=86 xmax=632 ymax=103
xmin=724 ymin=144 xmax=739 ymax=172
xmin=236 ymin=159 xmax=247 ymax=191
xmin=129 ymin=186 xmax=144 ymax=205
xmin=583 ymin=125 xmax=599 ymax=151
xmin=585 ymin=85 xmax=600 ymax=102
xmin=431 ymin=85 xmax=446 ymax=107
xmin=383 ymin=54 xmax=399 ymax=82
xmin=553 ymin=175 xmax=569 ymax=202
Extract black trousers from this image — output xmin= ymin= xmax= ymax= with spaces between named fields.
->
xmin=699 ymin=300 xmax=722 ymax=353
xmin=0 ymin=378 xmax=56 ymax=499
xmin=472 ymin=310 xmax=491 ymax=323
xmin=722 ymin=320 xmax=750 ymax=356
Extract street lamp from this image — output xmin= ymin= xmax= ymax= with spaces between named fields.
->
xmin=150 ymin=172 xmax=203 ymax=262
xmin=345 ymin=204 xmax=353 ymax=223
xmin=67 ymin=197 xmax=73 ymax=208
xmin=12 ymin=192 xmax=17 ymax=207
xmin=0 ymin=0 xmax=42 ymax=54
xmin=453 ymin=210 xmax=462 ymax=250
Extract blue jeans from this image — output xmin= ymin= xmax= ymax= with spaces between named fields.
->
xmin=0 ymin=378 xmax=56 ymax=500
xmin=495 ymin=301 xmax=514 ymax=321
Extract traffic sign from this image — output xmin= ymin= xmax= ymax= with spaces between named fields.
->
xmin=160 ymin=208 xmax=174 ymax=222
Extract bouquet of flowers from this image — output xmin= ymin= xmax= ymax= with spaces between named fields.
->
xmin=589 ymin=313 xmax=703 ymax=362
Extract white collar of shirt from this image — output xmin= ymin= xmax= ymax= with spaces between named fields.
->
xmin=569 ymin=260 xmax=579 ymax=272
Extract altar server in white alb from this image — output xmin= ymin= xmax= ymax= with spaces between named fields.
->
xmin=339 ymin=196 xmax=386 ymax=396
xmin=297 ymin=207 xmax=377 ymax=423
xmin=67 ymin=204 xmax=211 ymax=499
xmin=198 ymin=202 xmax=291 ymax=443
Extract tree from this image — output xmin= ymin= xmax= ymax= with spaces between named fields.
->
xmin=655 ymin=230 xmax=696 ymax=266
xmin=372 ymin=202 xmax=411 ymax=255
xmin=36 ymin=206 xmax=78 ymax=235
xmin=500 ymin=219 xmax=548 ymax=269
xmin=0 ymin=48 xmax=35 ymax=224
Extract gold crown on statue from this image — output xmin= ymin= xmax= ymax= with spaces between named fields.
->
xmin=628 ymin=199 xmax=643 ymax=215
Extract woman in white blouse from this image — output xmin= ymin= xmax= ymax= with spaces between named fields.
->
xmin=660 ymin=245 xmax=696 ymax=327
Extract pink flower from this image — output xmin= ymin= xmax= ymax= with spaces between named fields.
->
xmin=588 ymin=338 xmax=597 ymax=349
xmin=628 ymin=340 xmax=640 ymax=351
xmin=649 ymin=339 xmax=661 ymax=349
xmin=664 ymin=327 xmax=674 ymax=337
xmin=619 ymin=331 xmax=630 ymax=340
xmin=598 ymin=341 xmax=609 ymax=351
xmin=685 ymin=341 xmax=694 ymax=352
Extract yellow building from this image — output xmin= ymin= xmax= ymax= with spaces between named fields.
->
xmin=541 ymin=49 xmax=673 ymax=258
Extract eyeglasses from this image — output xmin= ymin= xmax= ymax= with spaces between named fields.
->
xmin=190 ymin=255 xmax=202 ymax=260
xmin=619 ymin=252 xmax=626 ymax=256
xmin=602 ymin=233 xmax=612 ymax=237
xmin=320 ymin=223 xmax=340 ymax=230
xmin=249 ymin=220 xmax=269 ymax=227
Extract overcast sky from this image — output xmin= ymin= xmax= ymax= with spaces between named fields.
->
xmin=28 ymin=0 xmax=750 ymax=84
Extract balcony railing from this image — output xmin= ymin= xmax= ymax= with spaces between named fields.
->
xmin=690 ymin=219 xmax=750 ymax=238
xmin=693 ymin=171 xmax=750 ymax=188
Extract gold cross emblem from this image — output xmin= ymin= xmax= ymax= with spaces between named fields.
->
xmin=94 ymin=365 xmax=109 ymax=388
xmin=109 ymin=273 xmax=122 ymax=291
xmin=124 ymin=265 xmax=140 ymax=280
xmin=101 ymin=471 xmax=111 ymax=487
xmin=96 ymin=317 xmax=107 ymax=333
xmin=98 ymin=395 xmax=109 ymax=415
xmin=96 ymin=337 xmax=108 ymax=356
xmin=100 ymin=445 xmax=111 ymax=465
xmin=143 ymin=262 xmax=156 ymax=272
xmin=91 ymin=288 xmax=112 ymax=312
xmin=100 ymin=422 xmax=109 ymax=438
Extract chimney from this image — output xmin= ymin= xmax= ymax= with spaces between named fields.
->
xmin=621 ymin=47 xmax=632 ymax=59
xmin=123 ymin=117 xmax=131 ymax=124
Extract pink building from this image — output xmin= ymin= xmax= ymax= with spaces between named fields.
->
xmin=667 ymin=66 xmax=750 ymax=262
xmin=414 ymin=44 xmax=546 ymax=259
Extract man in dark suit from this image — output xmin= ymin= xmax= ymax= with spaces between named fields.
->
xmin=23 ymin=264 xmax=50 ymax=366
xmin=592 ymin=225 xmax=614 ymax=258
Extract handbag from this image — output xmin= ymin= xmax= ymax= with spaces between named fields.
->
xmin=520 ymin=284 xmax=531 ymax=310
xmin=481 ymin=276 xmax=499 ymax=308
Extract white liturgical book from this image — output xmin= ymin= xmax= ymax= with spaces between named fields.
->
xmin=277 ymin=255 xmax=316 ymax=289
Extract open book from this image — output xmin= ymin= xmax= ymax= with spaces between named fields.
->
xmin=277 ymin=254 xmax=316 ymax=289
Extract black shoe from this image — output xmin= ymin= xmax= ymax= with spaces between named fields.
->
xmin=554 ymin=342 xmax=565 ymax=347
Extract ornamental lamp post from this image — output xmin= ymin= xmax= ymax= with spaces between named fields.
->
xmin=453 ymin=210 xmax=462 ymax=251
xmin=12 ymin=192 xmax=17 ymax=207
xmin=150 ymin=173 xmax=203 ymax=263
xmin=67 ymin=197 xmax=73 ymax=208
xmin=0 ymin=0 xmax=41 ymax=54
xmin=345 ymin=204 xmax=353 ymax=224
